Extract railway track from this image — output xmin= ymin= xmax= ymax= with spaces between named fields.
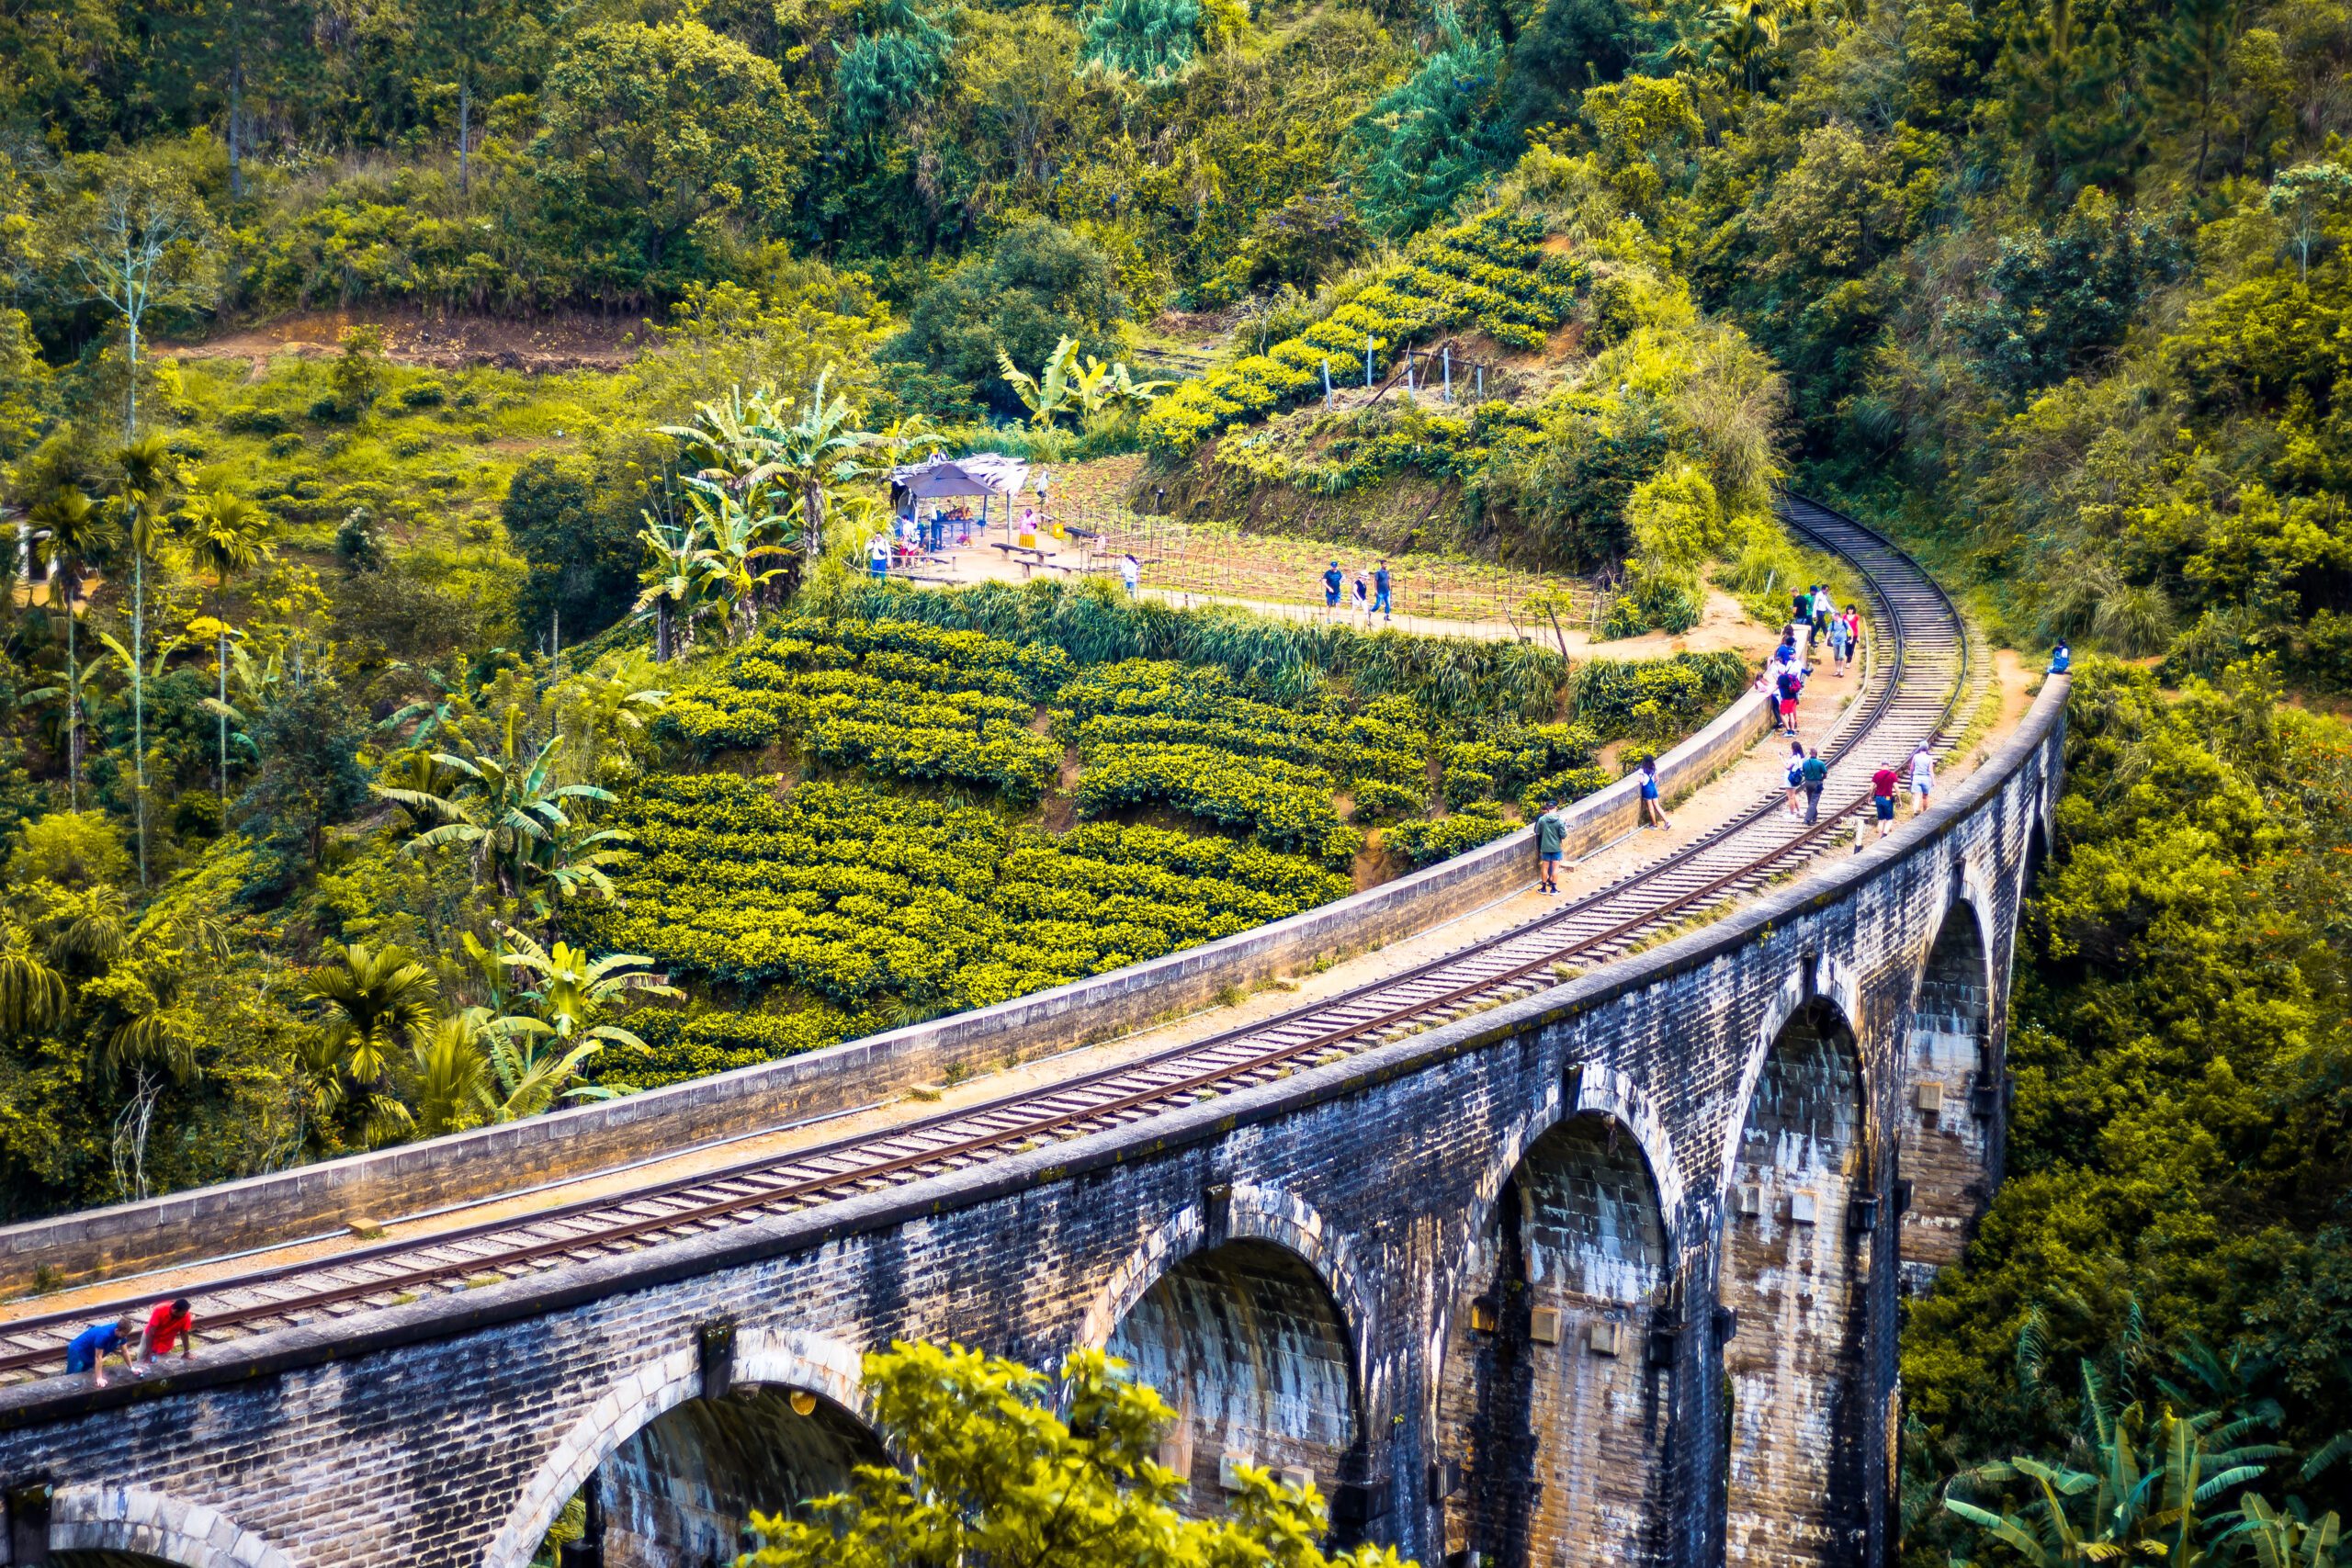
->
xmin=0 ymin=498 xmax=1976 ymax=1387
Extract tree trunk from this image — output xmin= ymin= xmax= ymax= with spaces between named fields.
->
xmin=803 ymin=483 xmax=824 ymax=565
xmin=65 ymin=583 xmax=81 ymax=811
xmin=133 ymin=543 xmax=148 ymax=886
xmin=218 ymin=614 xmax=232 ymax=808
xmin=228 ymin=60 xmax=245 ymax=199
xmin=458 ymin=72 xmax=472 ymax=197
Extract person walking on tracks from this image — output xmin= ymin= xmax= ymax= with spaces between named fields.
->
xmin=1828 ymin=602 xmax=1853 ymax=677
xmin=1908 ymin=742 xmax=1935 ymax=816
xmin=1801 ymin=747 xmax=1828 ymax=824
xmin=64 ymin=1315 xmax=141 ymax=1388
xmin=1638 ymin=757 xmax=1669 ymax=830
xmin=1871 ymin=760 xmax=1899 ymax=838
xmin=1785 ymin=740 xmax=1807 ymax=819
xmin=1536 ymin=803 xmax=1566 ymax=894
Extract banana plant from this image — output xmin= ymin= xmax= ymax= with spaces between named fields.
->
xmin=1104 ymin=361 xmax=1173 ymax=416
xmin=998 ymin=336 xmax=1082 ymax=429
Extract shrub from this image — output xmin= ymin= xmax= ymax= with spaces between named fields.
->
xmin=1383 ymin=808 xmax=1518 ymax=865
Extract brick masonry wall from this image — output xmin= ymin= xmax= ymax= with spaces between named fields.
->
xmin=0 ymin=682 xmax=2065 ymax=1568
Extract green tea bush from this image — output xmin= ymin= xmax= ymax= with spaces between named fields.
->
xmin=577 ymin=777 xmax=1353 ymax=1015
xmin=1141 ymin=209 xmax=1584 ymax=455
xmin=1383 ymin=807 xmax=1518 ymax=865
xmin=1572 ymin=652 xmax=1748 ymax=739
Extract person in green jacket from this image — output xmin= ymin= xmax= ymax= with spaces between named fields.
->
xmin=1536 ymin=805 xmax=1566 ymax=894
xmin=1801 ymin=748 xmax=1828 ymax=824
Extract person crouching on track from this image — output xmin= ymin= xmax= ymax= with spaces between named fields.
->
xmin=1536 ymin=802 xmax=1566 ymax=894
xmin=140 ymin=1297 xmax=195 ymax=1371
xmin=64 ymin=1316 xmax=140 ymax=1388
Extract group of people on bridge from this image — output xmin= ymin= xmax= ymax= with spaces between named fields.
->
xmin=62 ymin=1297 xmax=195 ymax=1388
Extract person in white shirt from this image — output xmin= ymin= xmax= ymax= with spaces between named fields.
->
xmin=1120 ymin=554 xmax=1140 ymax=596
xmin=1908 ymin=743 xmax=1935 ymax=815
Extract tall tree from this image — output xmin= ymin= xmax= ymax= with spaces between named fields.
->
xmin=66 ymin=164 xmax=219 ymax=440
xmin=2151 ymin=0 xmax=2245 ymax=191
xmin=180 ymin=487 xmax=271 ymax=807
xmin=28 ymin=486 xmax=116 ymax=812
xmin=114 ymin=434 xmax=175 ymax=886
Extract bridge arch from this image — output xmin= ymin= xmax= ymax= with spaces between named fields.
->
xmin=1095 ymin=1195 xmax=1368 ymax=1517
xmin=484 ymin=1328 xmax=883 ymax=1568
xmin=1897 ymin=891 xmax=1998 ymax=1289
xmin=1435 ymin=1099 xmax=1678 ymax=1567
xmin=48 ymin=1483 xmax=293 ymax=1568
xmin=1717 ymin=989 xmax=1871 ymax=1567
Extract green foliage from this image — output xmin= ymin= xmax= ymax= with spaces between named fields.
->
xmin=737 ymin=1341 xmax=1411 ymax=1568
xmin=886 ymin=222 xmax=1127 ymax=421
xmin=1142 ymin=209 xmax=1582 ymax=455
xmin=7 ymin=810 xmax=133 ymax=888
xmin=1570 ymin=651 xmax=1747 ymax=739
xmin=530 ymin=20 xmax=814 ymax=303
xmin=1382 ymin=804 xmax=1514 ymax=865
xmin=1903 ymin=661 xmax=2352 ymax=1544
xmin=1342 ymin=11 xmax=1511 ymax=240
xmin=575 ymin=774 xmax=1351 ymax=1009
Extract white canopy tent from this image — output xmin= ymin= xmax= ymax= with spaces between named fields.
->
xmin=888 ymin=453 xmax=1032 ymax=518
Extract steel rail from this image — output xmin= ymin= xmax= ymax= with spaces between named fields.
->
xmin=0 ymin=496 xmax=1970 ymax=1380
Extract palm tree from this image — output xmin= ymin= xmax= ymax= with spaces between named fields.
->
xmin=371 ymin=705 xmax=618 ymax=899
xmin=495 ymin=925 xmax=678 ymax=1053
xmin=0 ymin=923 xmax=70 ymax=1037
xmin=181 ymin=486 xmax=271 ymax=807
xmin=28 ymin=485 xmax=118 ymax=809
xmin=304 ymin=940 xmax=439 ymax=1089
xmin=379 ymin=1013 xmax=497 ymax=1141
xmin=116 ymin=434 xmax=175 ymax=886
xmin=1103 ymin=361 xmax=1173 ymax=418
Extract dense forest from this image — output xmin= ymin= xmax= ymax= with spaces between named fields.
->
xmin=7 ymin=0 xmax=2352 ymax=1556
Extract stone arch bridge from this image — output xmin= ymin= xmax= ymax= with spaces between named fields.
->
xmin=0 ymin=681 xmax=2067 ymax=1568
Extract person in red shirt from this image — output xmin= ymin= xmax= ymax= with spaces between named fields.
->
xmin=1871 ymin=762 xmax=1899 ymax=839
xmin=139 ymin=1298 xmax=195 ymax=1368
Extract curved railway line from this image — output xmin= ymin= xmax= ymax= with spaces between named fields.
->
xmin=0 ymin=497 xmax=1979 ymax=1386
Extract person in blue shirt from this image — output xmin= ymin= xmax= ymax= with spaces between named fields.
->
xmin=2050 ymin=639 xmax=2071 ymax=673
xmin=65 ymin=1316 xmax=140 ymax=1387
xmin=1373 ymin=562 xmax=1393 ymax=621
xmin=1322 ymin=561 xmax=1343 ymax=613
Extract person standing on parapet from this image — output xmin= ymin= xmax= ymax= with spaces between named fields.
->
xmin=1801 ymin=747 xmax=1828 ymax=824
